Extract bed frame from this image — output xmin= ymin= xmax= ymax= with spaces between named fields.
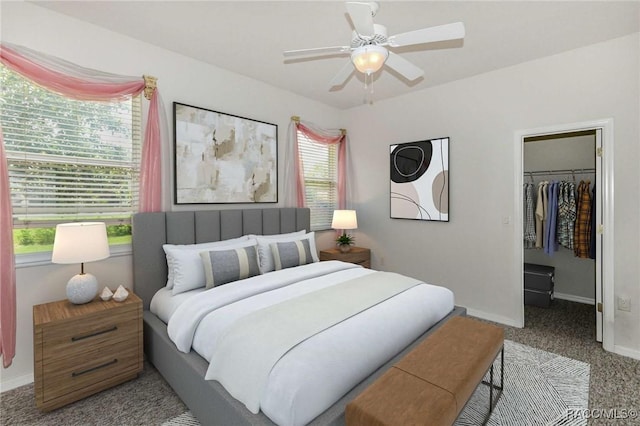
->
xmin=132 ymin=207 xmax=466 ymax=425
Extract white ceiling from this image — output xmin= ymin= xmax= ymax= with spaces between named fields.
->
xmin=32 ymin=1 xmax=640 ymax=110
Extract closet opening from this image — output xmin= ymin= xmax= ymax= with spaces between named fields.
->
xmin=521 ymin=127 xmax=605 ymax=345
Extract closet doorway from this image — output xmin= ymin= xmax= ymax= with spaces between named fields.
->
xmin=515 ymin=119 xmax=614 ymax=352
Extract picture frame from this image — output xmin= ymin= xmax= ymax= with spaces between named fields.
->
xmin=173 ymin=102 xmax=278 ymax=204
xmin=390 ymin=137 xmax=449 ymax=222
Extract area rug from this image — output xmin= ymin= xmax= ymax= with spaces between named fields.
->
xmin=455 ymin=340 xmax=590 ymax=426
xmin=163 ymin=340 xmax=590 ymax=426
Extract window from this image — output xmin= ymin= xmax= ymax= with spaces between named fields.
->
xmin=297 ymin=129 xmax=338 ymax=230
xmin=0 ymin=65 xmax=141 ymax=254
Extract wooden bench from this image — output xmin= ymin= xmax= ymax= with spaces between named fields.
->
xmin=345 ymin=316 xmax=504 ymax=426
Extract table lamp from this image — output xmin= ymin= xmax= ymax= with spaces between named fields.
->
xmin=332 ymin=210 xmax=358 ymax=253
xmin=52 ymin=222 xmax=110 ymax=304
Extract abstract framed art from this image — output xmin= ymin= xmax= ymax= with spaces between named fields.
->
xmin=173 ymin=102 xmax=277 ymax=204
xmin=390 ymin=137 xmax=449 ymax=221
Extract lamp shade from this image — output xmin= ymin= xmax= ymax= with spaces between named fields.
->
xmin=351 ymin=45 xmax=388 ymax=74
xmin=52 ymin=222 xmax=110 ymax=264
xmin=331 ymin=210 xmax=358 ymax=230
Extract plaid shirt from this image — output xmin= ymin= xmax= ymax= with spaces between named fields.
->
xmin=524 ymin=183 xmax=536 ymax=248
xmin=574 ymin=181 xmax=592 ymax=258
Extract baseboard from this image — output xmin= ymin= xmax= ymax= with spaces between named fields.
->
xmin=554 ymin=292 xmax=595 ymax=305
xmin=465 ymin=307 xmax=523 ymax=328
xmin=0 ymin=373 xmax=33 ymax=393
xmin=614 ymin=345 xmax=640 ymax=361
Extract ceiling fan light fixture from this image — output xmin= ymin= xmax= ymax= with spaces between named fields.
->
xmin=351 ymin=45 xmax=388 ymax=74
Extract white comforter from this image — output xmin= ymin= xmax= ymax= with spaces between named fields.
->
xmin=167 ymin=261 xmax=455 ymax=426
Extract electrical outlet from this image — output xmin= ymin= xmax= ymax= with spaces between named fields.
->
xmin=617 ymin=296 xmax=631 ymax=312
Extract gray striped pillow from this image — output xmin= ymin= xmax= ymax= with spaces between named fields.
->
xmin=271 ymin=239 xmax=315 ymax=270
xmin=200 ymin=245 xmax=260 ymax=288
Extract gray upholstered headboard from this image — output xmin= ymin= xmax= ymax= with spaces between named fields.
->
xmin=132 ymin=208 xmax=311 ymax=310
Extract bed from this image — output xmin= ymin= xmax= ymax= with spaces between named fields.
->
xmin=133 ymin=207 xmax=465 ymax=426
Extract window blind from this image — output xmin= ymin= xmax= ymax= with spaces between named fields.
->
xmin=0 ymin=65 xmax=141 ymax=227
xmin=297 ymin=131 xmax=338 ymax=230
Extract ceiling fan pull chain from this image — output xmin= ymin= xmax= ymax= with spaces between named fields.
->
xmin=367 ymin=73 xmax=375 ymax=104
xmin=362 ymin=73 xmax=371 ymax=104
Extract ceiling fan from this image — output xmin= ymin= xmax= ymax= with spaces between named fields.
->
xmin=283 ymin=2 xmax=465 ymax=89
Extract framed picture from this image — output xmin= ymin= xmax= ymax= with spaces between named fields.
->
xmin=173 ymin=102 xmax=277 ymax=204
xmin=390 ymin=137 xmax=449 ymax=221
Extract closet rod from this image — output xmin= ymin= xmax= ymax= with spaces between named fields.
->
xmin=525 ymin=168 xmax=595 ymax=177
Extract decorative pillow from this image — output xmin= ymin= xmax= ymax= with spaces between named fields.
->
xmin=271 ymin=239 xmax=314 ymax=270
xmin=256 ymin=232 xmax=319 ymax=274
xmin=200 ymin=244 xmax=260 ymax=288
xmin=163 ymin=236 xmax=251 ymax=294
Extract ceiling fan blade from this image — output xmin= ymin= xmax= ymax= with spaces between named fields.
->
xmin=385 ymin=52 xmax=424 ymax=81
xmin=346 ymin=2 xmax=375 ymax=37
xmin=328 ymin=61 xmax=355 ymax=88
xmin=387 ymin=22 xmax=465 ymax=47
xmin=284 ymin=46 xmax=351 ymax=58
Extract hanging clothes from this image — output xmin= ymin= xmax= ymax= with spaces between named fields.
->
xmin=544 ymin=181 xmax=559 ymax=255
xmin=523 ymin=183 xmax=536 ymax=248
xmin=590 ymin=185 xmax=597 ymax=259
xmin=574 ymin=180 xmax=592 ymax=258
xmin=535 ymin=181 xmax=547 ymax=249
xmin=557 ymin=181 xmax=577 ymax=250
xmin=541 ymin=181 xmax=550 ymax=249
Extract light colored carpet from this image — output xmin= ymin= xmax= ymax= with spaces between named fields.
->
xmin=163 ymin=340 xmax=590 ymax=426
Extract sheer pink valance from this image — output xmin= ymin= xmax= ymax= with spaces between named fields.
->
xmin=293 ymin=121 xmax=347 ymax=209
xmin=0 ymin=43 xmax=165 ymax=367
xmin=0 ymin=44 xmax=145 ymax=101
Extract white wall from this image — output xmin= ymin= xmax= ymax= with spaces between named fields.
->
xmin=0 ymin=2 xmax=343 ymax=389
xmin=345 ymin=34 xmax=640 ymax=356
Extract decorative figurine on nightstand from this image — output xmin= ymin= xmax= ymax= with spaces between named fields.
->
xmin=100 ymin=286 xmax=113 ymax=301
xmin=332 ymin=210 xmax=358 ymax=253
xmin=113 ymin=285 xmax=129 ymax=302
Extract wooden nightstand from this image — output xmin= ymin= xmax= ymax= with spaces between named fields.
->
xmin=319 ymin=246 xmax=371 ymax=268
xmin=33 ymin=290 xmax=143 ymax=411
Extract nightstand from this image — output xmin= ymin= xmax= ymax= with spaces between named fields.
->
xmin=319 ymin=246 xmax=371 ymax=268
xmin=33 ymin=290 xmax=143 ymax=411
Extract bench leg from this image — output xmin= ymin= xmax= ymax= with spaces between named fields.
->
xmin=480 ymin=346 xmax=504 ymax=425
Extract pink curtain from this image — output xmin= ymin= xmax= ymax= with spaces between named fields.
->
xmin=139 ymin=90 xmax=162 ymax=212
xmin=296 ymin=123 xmax=347 ymax=209
xmin=0 ymin=127 xmax=16 ymax=367
xmin=0 ymin=43 xmax=164 ymax=365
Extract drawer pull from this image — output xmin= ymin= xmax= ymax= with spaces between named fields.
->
xmin=71 ymin=326 xmax=117 ymax=342
xmin=72 ymin=359 xmax=118 ymax=377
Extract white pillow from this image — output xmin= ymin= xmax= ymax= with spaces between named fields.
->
xmin=163 ymin=236 xmax=250 ymax=294
xmin=256 ymin=231 xmax=318 ymax=274
xmin=246 ymin=229 xmax=306 ymax=240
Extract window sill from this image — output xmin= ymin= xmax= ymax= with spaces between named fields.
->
xmin=15 ymin=244 xmax=132 ymax=269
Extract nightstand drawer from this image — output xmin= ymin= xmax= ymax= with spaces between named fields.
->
xmin=42 ymin=307 xmax=139 ymax=362
xmin=320 ymin=247 xmax=371 ymax=268
xmin=42 ymin=341 xmax=140 ymax=402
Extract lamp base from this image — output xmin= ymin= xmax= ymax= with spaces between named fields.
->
xmin=66 ymin=273 xmax=98 ymax=304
